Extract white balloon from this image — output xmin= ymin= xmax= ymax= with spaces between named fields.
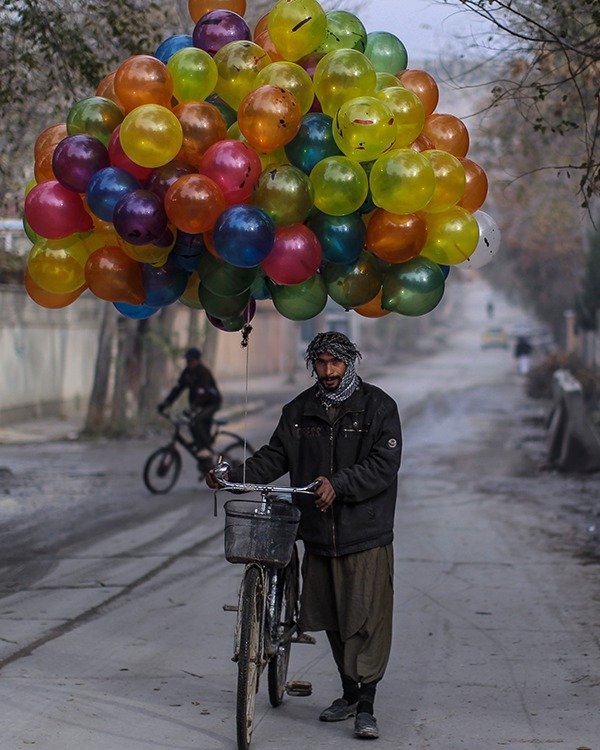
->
xmin=458 ymin=210 xmax=501 ymax=270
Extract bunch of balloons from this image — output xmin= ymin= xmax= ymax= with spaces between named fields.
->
xmin=23 ymin=0 xmax=500 ymax=328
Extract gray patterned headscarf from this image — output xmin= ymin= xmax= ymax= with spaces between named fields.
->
xmin=305 ymin=331 xmax=362 ymax=407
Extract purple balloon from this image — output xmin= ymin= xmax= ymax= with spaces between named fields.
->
xmin=113 ymin=190 xmax=168 ymax=246
xmin=52 ymin=135 xmax=110 ymax=193
xmin=142 ymin=257 xmax=189 ymax=307
xmin=192 ymin=10 xmax=251 ymax=56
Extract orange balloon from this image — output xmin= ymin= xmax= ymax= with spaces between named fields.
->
xmin=165 ymin=174 xmax=227 ymax=234
xmin=421 ymin=113 xmax=470 ymax=158
xmin=84 ymin=245 xmax=145 ymax=303
xmin=254 ymin=28 xmax=285 ymax=62
xmin=238 ymin=84 xmax=301 ymax=152
xmin=366 ymin=209 xmax=427 ymax=263
xmin=458 ymin=158 xmax=488 ymax=212
xmin=354 ymin=289 xmax=389 ymax=318
xmin=254 ymin=13 xmax=269 ymax=39
xmin=25 ymin=271 xmax=86 ymax=308
xmin=34 ymin=123 xmax=68 ymax=160
xmin=96 ymin=71 xmax=124 ymax=110
xmin=203 ymin=230 xmax=220 ymax=258
xmin=410 ymin=133 xmax=435 ymax=152
xmin=188 ymin=0 xmax=246 ymax=23
xmin=173 ymin=101 xmax=228 ymax=167
xmin=397 ymin=69 xmax=439 ymax=117
xmin=114 ymin=55 xmax=174 ymax=113
xmin=34 ymin=146 xmax=57 ymax=183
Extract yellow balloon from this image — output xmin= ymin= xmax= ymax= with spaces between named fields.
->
xmin=377 ymin=86 xmax=425 ymax=147
xmin=118 ymin=237 xmax=173 ymax=265
xmin=421 ymin=149 xmax=466 ymax=213
xmin=313 ymin=49 xmax=376 ymax=117
xmin=214 ymin=41 xmax=272 ymax=109
xmin=375 ymin=72 xmax=400 ymax=91
xmin=370 ymin=148 xmax=435 ymax=214
xmin=333 ymin=96 xmax=396 ymax=162
xmin=27 ymin=235 xmax=88 ymax=293
xmin=120 ymin=104 xmax=183 ymax=168
xmin=255 ymin=62 xmax=315 ymax=115
xmin=268 ymin=0 xmax=327 ymax=61
xmin=180 ymin=272 xmax=203 ymax=309
xmin=420 ymin=207 xmax=480 ymax=265
xmin=310 ymin=156 xmax=368 ymax=215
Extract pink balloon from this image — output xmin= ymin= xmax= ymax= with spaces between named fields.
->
xmin=24 ymin=180 xmax=93 ymax=239
xmin=199 ymin=139 xmax=262 ymax=205
xmin=108 ymin=127 xmax=154 ymax=183
xmin=261 ymin=224 xmax=322 ymax=285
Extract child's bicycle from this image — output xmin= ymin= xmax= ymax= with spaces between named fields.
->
xmin=213 ymin=462 xmax=318 ymax=750
xmin=143 ymin=410 xmax=254 ymax=494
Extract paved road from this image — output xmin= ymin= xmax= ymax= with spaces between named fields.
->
xmin=0 ymin=279 xmax=599 ymax=749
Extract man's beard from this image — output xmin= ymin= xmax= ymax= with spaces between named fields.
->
xmin=317 ymin=375 xmax=342 ymax=391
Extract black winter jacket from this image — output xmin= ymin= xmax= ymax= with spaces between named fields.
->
xmin=228 ymin=380 xmax=402 ymax=557
xmin=164 ymin=363 xmax=221 ymax=410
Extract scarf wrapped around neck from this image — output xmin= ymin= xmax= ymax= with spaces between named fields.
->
xmin=305 ymin=331 xmax=362 ymax=407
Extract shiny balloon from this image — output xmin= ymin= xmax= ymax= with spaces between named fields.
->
xmin=310 ymin=156 xmax=368 ymax=216
xmin=421 ymin=113 xmax=470 ymax=158
xmin=113 ymin=189 xmax=168 ymax=246
xmin=167 ymin=47 xmax=218 ymax=102
xmin=323 ymin=251 xmax=382 ymax=308
xmin=154 ymin=34 xmax=194 ymax=64
xmin=375 ymin=72 xmax=400 ymax=90
xmin=377 ymin=86 xmax=425 ymax=148
xmin=285 ymin=113 xmax=341 ymax=174
xmin=86 ymin=167 xmax=140 ymax=222
xmin=420 ymin=207 xmax=480 ymax=265
xmin=199 ymin=139 xmax=262 ymax=204
xmin=262 ymin=224 xmax=321 ymax=284
xmin=458 ymin=211 xmax=501 ymax=269
xmin=199 ymin=283 xmax=250 ymax=318
xmin=27 ymin=235 xmax=89 ymax=293
xmin=189 ymin=0 xmax=246 ymax=24
xmin=370 ymin=149 xmax=435 ymax=214
xmin=107 ymin=127 xmax=154 ymax=182
xmin=268 ymin=0 xmax=327 ymax=61
xmin=52 ymin=135 xmax=110 ymax=193
xmin=382 ymin=257 xmax=445 ymax=316
xmin=66 ymin=97 xmax=124 ymax=146
xmin=179 ymin=271 xmax=203 ymax=309
xmin=397 ymin=69 xmax=439 ymax=116
xmin=365 ymin=31 xmax=408 ymax=73
xmin=271 ymin=273 xmax=327 ymax=320
xmin=238 ymin=84 xmax=302 ymax=152
xmin=366 ymin=209 xmax=426 ymax=263
xmin=142 ymin=257 xmax=190 ymax=307
xmin=147 ymin=160 xmax=195 ymax=202
xmin=250 ymin=272 xmax=272 ymax=300
xmin=457 ymin=158 xmax=489 ymax=212
xmin=333 ymin=96 xmax=397 ymax=162
xmin=34 ymin=145 xmax=57 ymax=183
xmin=193 ymin=10 xmax=251 ymax=56
xmin=353 ymin=288 xmax=389 ymax=318
xmin=25 ymin=181 xmax=93 ymax=239
xmin=114 ymin=55 xmax=174 ymax=112
xmin=253 ymin=165 xmax=314 ymax=226
xmin=313 ymin=49 xmax=377 ymax=117
xmin=171 ymin=231 xmax=206 ymax=272
xmin=164 ymin=173 xmax=227 ymax=234
xmin=318 ymin=10 xmax=367 ymax=54
xmin=306 ymin=210 xmax=365 ymax=264
xmin=35 ymin=124 xmax=68 ymax=160
xmin=202 ymin=258 xmax=256 ymax=296
xmin=213 ymin=205 xmax=275 ymax=268
xmin=118 ymin=238 xmax=172 ymax=266
xmin=24 ymin=271 xmax=86 ymax=309
xmin=95 ymin=71 xmax=123 ymax=108
xmin=254 ymin=26 xmax=286 ymax=62
xmin=421 ymin=149 xmax=466 ymax=213
xmin=173 ymin=101 xmax=227 ymax=167
xmin=119 ymin=104 xmax=184 ymax=168
xmin=255 ymin=62 xmax=315 ymax=115
xmin=205 ymin=92 xmax=238 ymax=128
xmin=207 ymin=297 xmax=256 ymax=331
xmin=84 ymin=245 xmax=145 ymax=303
xmin=214 ymin=40 xmax=272 ymax=109
xmin=114 ymin=301 xmax=160 ymax=319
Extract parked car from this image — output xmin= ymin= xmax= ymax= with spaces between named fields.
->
xmin=481 ymin=326 xmax=509 ymax=349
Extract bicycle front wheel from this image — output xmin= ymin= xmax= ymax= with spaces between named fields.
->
xmin=267 ymin=546 xmax=299 ymax=707
xmin=143 ymin=447 xmax=182 ymax=494
xmin=237 ymin=565 xmax=263 ymax=750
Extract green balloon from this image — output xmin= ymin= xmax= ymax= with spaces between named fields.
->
xmin=23 ymin=216 xmax=38 ymax=244
xmin=271 ymin=274 xmax=327 ymax=320
xmin=323 ymin=251 xmax=382 ymax=308
xmin=199 ymin=284 xmax=250 ymax=318
xmin=253 ymin=165 xmax=314 ymax=226
xmin=66 ymin=97 xmax=124 ymax=145
xmin=318 ymin=10 xmax=368 ymax=54
xmin=216 ymin=313 xmax=246 ymax=332
xmin=382 ymin=257 xmax=445 ymax=316
xmin=202 ymin=260 xmax=256 ymax=296
xmin=365 ymin=31 xmax=408 ymax=74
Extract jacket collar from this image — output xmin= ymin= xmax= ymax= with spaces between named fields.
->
xmin=302 ymin=380 xmax=366 ymax=421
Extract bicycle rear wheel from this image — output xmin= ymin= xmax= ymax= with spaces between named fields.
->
xmin=143 ymin=447 xmax=182 ymax=494
xmin=267 ymin=545 xmax=299 ymax=707
xmin=237 ymin=565 xmax=263 ymax=750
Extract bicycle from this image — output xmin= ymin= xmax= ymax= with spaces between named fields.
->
xmin=143 ymin=411 xmax=255 ymax=494
xmin=213 ymin=462 xmax=318 ymax=750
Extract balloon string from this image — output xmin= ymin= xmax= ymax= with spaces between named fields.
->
xmin=241 ymin=325 xmax=252 ymax=484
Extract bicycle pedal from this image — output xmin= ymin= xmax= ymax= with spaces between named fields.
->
xmin=285 ymin=680 xmax=312 ymax=697
xmin=222 ymin=604 xmax=238 ymax=612
xmin=292 ymin=632 xmax=317 ymax=644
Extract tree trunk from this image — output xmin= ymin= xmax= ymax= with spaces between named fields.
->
xmin=109 ymin=316 xmax=138 ymax=435
xmin=83 ymin=304 xmax=117 ymax=435
xmin=201 ymin=315 xmax=219 ymax=370
xmin=138 ymin=306 xmax=179 ymax=422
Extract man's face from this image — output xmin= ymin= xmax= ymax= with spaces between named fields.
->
xmin=314 ymin=352 xmax=347 ymax=391
xmin=186 ymin=357 xmax=200 ymax=369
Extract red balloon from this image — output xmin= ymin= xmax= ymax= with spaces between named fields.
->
xmin=261 ymin=224 xmax=321 ymax=284
xmin=108 ymin=127 xmax=154 ymax=182
xmin=24 ymin=180 xmax=93 ymax=239
xmin=84 ymin=245 xmax=145 ymax=303
xmin=199 ymin=139 xmax=263 ymax=205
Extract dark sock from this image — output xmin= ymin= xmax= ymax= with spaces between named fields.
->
xmin=357 ymin=680 xmax=377 ymax=715
xmin=341 ymin=673 xmax=359 ymax=704
xmin=357 ymin=700 xmax=374 ymax=715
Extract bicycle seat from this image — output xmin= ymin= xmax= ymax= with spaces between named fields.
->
xmin=214 ymin=416 xmax=228 ymax=426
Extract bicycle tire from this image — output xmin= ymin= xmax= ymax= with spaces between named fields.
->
xmin=267 ymin=546 xmax=298 ymax=707
xmin=143 ymin=447 xmax=182 ymax=494
xmin=237 ymin=566 xmax=263 ymax=750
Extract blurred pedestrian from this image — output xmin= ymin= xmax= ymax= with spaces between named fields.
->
xmin=514 ymin=336 xmax=533 ymax=375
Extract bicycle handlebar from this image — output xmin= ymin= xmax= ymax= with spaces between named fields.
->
xmin=213 ymin=461 xmax=320 ymax=496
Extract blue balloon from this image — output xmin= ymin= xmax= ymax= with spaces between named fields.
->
xmin=142 ymin=258 xmax=189 ymax=307
xmin=306 ymin=210 xmax=365 ymax=264
xmin=438 ymin=264 xmax=451 ymax=279
xmin=154 ymin=34 xmax=193 ymax=63
xmin=86 ymin=167 xmax=140 ymax=222
xmin=250 ymin=273 xmax=272 ymax=300
xmin=171 ymin=231 xmax=206 ymax=272
xmin=213 ymin=205 xmax=275 ymax=268
xmin=285 ymin=113 xmax=342 ymax=175
xmin=113 ymin=301 xmax=159 ymax=319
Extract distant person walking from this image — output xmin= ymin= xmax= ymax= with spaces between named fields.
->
xmin=486 ymin=300 xmax=495 ymax=319
xmin=514 ymin=336 xmax=533 ymax=375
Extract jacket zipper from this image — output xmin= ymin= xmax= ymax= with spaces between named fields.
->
xmin=329 ymin=423 xmax=338 ymax=556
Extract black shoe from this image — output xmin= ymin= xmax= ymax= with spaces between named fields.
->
xmin=319 ymin=698 xmax=357 ymax=722
xmin=354 ymin=712 xmax=379 ymax=739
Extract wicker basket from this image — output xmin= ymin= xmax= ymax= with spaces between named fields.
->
xmin=224 ymin=498 xmax=301 ymax=568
